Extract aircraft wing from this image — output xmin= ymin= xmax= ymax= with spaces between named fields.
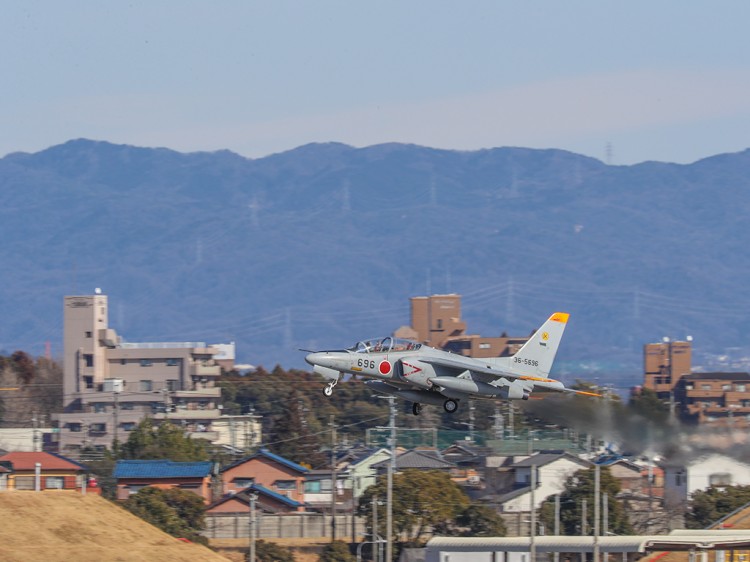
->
xmin=419 ymin=356 xmax=601 ymax=396
xmin=419 ymin=356 xmax=542 ymax=383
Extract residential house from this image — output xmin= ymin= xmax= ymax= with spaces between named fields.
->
xmin=492 ymin=451 xmax=592 ymax=513
xmin=0 ymin=451 xmax=89 ymax=491
xmin=303 ymin=447 xmax=391 ymax=513
xmin=207 ymin=484 xmax=304 ymax=515
xmin=220 ymin=449 xmax=308 ymax=511
xmin=0 ymin=463 xmax=10 ymax=490
xmin=372 ymin=448 xmax=456 ymax=475
xmin=113 ymin=459 xmax=214 ymax=502
xmin=662 ymin=453 xmax=750 ymax=509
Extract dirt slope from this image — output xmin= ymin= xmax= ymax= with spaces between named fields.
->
xmin=0 ymin=491 xmax=231 ymax=562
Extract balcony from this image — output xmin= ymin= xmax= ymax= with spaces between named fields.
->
xmin=172 ymin=387 xmax=221 ymax=399
xmin=190 ymin=364 xmax=221 ymax=378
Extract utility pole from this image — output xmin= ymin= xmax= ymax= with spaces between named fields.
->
xmin=373 ymin=494 xmax=379 ymax=562
xmin=530 ymin=464 xmax=537 ymax=562
xmin=330 ymin=414 xmax=337 ymax=542
xmin=580 ymin=498 xmax=587 ymax=562
xmin=248 ymin=492 xmax=258 ymax=562
xmin=113 ymin=388 xmax=120 ymax=451
xmin=554 ymin=494 xmax=560 ymax=562
xmin=468 ymin=401 xmax=475 ymax=443
xmin=603 ymin=493 xmax=609 ymax=562
xmin=386 ymin=396 xmax=396 ymax=562
xmin=594 ymin=465 xmax=601 ymax=562
xmin=32 ymin=414 xmax=40 ymax=453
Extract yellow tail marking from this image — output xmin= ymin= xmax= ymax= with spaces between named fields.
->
xmin=550 ymin=312 xmax=570 ymax=323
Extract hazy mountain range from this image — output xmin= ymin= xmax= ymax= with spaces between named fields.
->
xmin=2 ymin=139 xmax=750 ymax=389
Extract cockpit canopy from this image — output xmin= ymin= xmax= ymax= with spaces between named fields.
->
xmin=348 ymin=337 xmax=421 ymax=354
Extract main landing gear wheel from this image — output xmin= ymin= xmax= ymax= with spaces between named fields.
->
xmin=443 ymin=399 xmax=458 ymax=413
xmin=412 ymin=402 xmax=422 ymax=416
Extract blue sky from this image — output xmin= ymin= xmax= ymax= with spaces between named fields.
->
xmin=3 ymin=1 xmax=750 ymax=164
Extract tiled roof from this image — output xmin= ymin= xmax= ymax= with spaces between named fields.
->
xmin=374 ymin=449 xmax=456 ymax=470
xmin=513 ymin=452 xmax=589 ymax=469
xmin=113 ymin=460 xmax=213 ymax=479
xmin=223 ymin=448 xmax=309 ymax=474
xmin=246 ymin=484 xmax=303 ymax=507
xmin=210 ymin=483 xmax=303 ymax=509
xmin=0 ymin=452 xmax=86 ymax=472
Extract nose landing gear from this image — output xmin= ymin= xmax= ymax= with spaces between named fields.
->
xmin=323 ymin=377 xmax=339 ymax=397
xmin=412 ymin=402 xmax=422 ymax=416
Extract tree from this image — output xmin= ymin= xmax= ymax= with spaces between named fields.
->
xmin=318 ymin=540 xmax=355 ymax=562
xmin=267 ymin=387 xmax=326 ymax=467
xmin=119 ymin=418 xmax=209 ymax=461
xmin=687 ymin=485 xmax=750 ymax=529
xmin=539 ymin=466 xmax=632 ymax=535
xmin=123 ymin=486 xmax=207 ymax=543
xmin=453 ymin=504 xmax=507 ymax=537
xmin=251 ymin=540 xmax=296 ymax=562
xmin=358 ymin=470 xmax=470 ymax=544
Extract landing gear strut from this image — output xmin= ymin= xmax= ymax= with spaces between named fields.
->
xmin=412 ymin=402 xmax=422 ymax=416
xmin=323 ymin=378 xmax=338 ymax=397
xmin=443 ymin=399 xmax=458 ymax=413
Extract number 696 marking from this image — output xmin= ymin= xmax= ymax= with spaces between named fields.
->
xmin=357 ymin=358 xmax=375 ymax=369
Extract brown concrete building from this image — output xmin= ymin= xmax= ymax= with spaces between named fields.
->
xmin=675 ymin=372 xmax=750 ymax=426
xmin=641 ymin=338 xmax=750 ymax=427
xmin=643 ymin=338 xmax=693 ymax=400
xmin=394 ymin=294 xmax=528 ymax=358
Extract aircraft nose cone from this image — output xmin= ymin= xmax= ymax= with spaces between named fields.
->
xmin=305 ymin=352 xmax=321 ymax=366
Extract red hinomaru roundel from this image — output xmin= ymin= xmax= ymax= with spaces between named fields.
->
xmin=379 ymin=360 xmax=392 ymax=375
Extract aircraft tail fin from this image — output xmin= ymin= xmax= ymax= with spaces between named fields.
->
xmin=503 ymin=312 xmax=569 ymax=377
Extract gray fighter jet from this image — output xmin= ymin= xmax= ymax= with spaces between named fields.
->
xmin=305 ymin=312 xmax=599 ymax=415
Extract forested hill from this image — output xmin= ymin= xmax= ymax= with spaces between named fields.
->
xmin=2 ymin=139 xmax=750 ymax=387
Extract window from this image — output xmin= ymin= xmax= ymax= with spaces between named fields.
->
xmin=120 ymin=402 xmax=134 ymax=411
xmin=166 ymin=359 xmax=180 ymax=367
xmin=710 ymin=473 xmax=732 ymax=486
xmin=436 ymin=319 xmax=443 ymax=330
xmin=167 ymin=380 xmax=180 ymax=391
xmin=83 ymin=376 xmax=94 ymax=389
xmin=701 ymin=384 xmax=712 ymax=390
xmin=120 ymin=359 xmax=126 ymax=365
xmin=92 ymin=403 xmax=107 ymax=413
xmin=140 ymin=359 xmax=153 ymax=367
xmin=85 ymin=331 xmax=92 ymax=338
xmin=722 ymin=384 xmax=732 ymax=391
xmin=304 ymin=481 xmax=321 ymax=493
xmin=45 ymin=476 xmax=65 ymax=489
xmin=675 ymin=473 xmax=683 ymax=486
xmin=122 ymin=422 xmax=136 ymax=431
xmin=68 ymin=423 xmax=82 ymax=432
xmin=479 ymin=343 xmax=491 ymax=349
xmin=139 ymin=380 xmax=153 ymax=392
xmin=233 ymin=478 xmax=254 ymax=488
xmin=90 ymin=423 xmax=106 ymax=433
xmin=84 ymin=354 xmax=94 ymax=367
xmin=737 ymin=384 xmax=747 ymax=392
xmin=275 ymin=480 xmax=297 ymax=491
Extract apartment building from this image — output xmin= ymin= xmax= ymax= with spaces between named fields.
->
xmin=642 ymin=338 xmax=693 ymax=400
xmin=393 ymin=294 xmax=528 ymax=358
xmin=641 ymin=338 xmax=750 ymax=426
xmin=53 ymin=292 xmax=249 ymax=453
